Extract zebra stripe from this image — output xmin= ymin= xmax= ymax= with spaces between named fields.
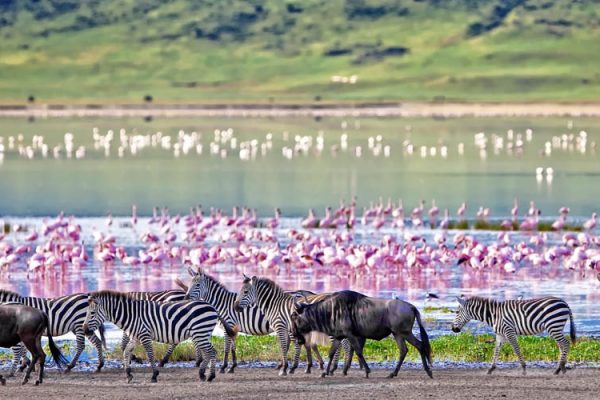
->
xmin=0 ymin=289 xmax=105 ymax=374
xmin=83 ymin=290 xmax=219 ymax=382
xmin=452 ymin=296 xmax=576 ymax=375
xmin=119 ymin=289 xmax=187 ymax=366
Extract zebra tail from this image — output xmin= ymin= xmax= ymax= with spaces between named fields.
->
xmin=174 ymin=278 xmax=188 ymax=292
xmin=569 ymin=309 xmax=576 ymax=345
xmin=43 ymin=314 xmax=69 ymax=369
xmin=414 ymin=307 xmax=433 ymax=365
xmin=98 ymin=323 xmax=107 ymax=349
xmin=220 ymin=316 xmax=238 ymax=338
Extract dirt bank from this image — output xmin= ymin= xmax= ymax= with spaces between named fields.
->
xmin=3 ymin=366 xmax=599 ymax=400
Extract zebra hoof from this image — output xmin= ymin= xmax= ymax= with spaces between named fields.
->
xmin=207 ymin=373 xmax=216 ymax=382
xmin=289 ymin=368 xmax=296 ymax=375
xmin=0 ymin=376 xmax=6 ymax=386
xmin=199 ymin=369 xmax=206 ymax=381
xmin=35 ymin=380 xmax=41 ymax=386
xmin=127 ymin=375 xmax=133 ymax=384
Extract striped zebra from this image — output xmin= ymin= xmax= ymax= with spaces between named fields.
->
xmin=0 ymin=289 xmax=105 ymax=375
xmin=234 ymin=275 xmax=351 ymax=376
xmin=82 ymin=290 xmax=225 ymax=383
xmin=452 ymin=296 xmax=576 ymax=375
xmin=122 ymin=289 xmax=186 ymax=366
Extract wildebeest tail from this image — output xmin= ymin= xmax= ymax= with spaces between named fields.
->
xmin=414 ymin=307 xmax=432 ymax=365
xmin=569 ymin=308 xmax=576 ymax=345
xmin=43 ymin=314 xmax=69 ymax=369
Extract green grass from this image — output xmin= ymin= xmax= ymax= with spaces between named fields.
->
xmin=0 ymin=1 xmax=599 ymax=103
xmin=100 ymin=334 xmax=600 ymax=364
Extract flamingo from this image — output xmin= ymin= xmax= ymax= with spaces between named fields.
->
xmin=457 ymin=202 xmax=467 ymax=221
xmin=583 ymin=213 xmax=597 ymax=231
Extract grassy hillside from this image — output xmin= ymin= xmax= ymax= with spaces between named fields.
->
xmin=0 ymin=0 xmax=599 ymax=103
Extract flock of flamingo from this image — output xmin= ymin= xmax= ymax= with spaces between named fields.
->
xmin=0 ymin=199 xmax=598 ymax=280
xmin=0 ymin=124 xmax=594 ymax=165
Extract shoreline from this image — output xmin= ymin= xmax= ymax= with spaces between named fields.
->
xmin=0 ymin=102 xmax=599 ymax=118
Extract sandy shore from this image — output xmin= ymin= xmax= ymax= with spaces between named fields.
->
xmin=0 ymin=102 xmax=599 ymax=118
xmin=3 ymin=367 xmax=599 ymax=400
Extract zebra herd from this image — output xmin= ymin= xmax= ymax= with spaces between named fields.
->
xmin=0 ymin=267 xmax=577 ymax=385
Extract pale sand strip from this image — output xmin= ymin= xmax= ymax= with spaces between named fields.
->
xmin=0 ymin=102 xmax=599 ymax=118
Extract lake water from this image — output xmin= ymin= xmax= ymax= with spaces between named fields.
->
xmin=0 ymin=115 xmax=599 ymax=342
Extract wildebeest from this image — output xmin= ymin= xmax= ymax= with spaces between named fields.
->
xmin=0 ymin=304 xmax=68 ymax=385
xmin=291 ymin=290 xmax=433 ymax=378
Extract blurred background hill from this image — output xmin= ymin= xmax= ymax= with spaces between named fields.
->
xmin=0 ymin=0 xmax=598 ymax=103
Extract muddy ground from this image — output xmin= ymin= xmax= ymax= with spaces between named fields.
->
xmin=2 ymin=366 xmax=598 ymax=400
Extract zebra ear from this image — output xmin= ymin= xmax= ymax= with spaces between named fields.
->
xmin=242 ymin=273 xmax=251 ymax=282
xmin=188 ymin=266 xmax=197 ymax=277
xmin=196 ymin=266 xmax=204 ymax=275
xmin=456 ymin=296 xmax=466 ymax=306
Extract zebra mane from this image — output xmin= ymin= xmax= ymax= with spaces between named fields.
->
xmin=254 ymin=277 xmax=286 ymax=296
xmin=90 ymin=290 xmax=137 ymax=301
xmin=467 ymin=296 xmax=500 ymax=306
xmin=0 ymin=288 xmax=22 ymax=298
xmin=202 ymin=271 xmax=229 ymax=291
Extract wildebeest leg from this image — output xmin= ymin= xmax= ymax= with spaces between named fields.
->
xmin=303 ymin=342 xmax=314 ymax=374
xmin=86 ymin=332 xmax=105 ymax=372
xmin=406 ymin=332 xmax=433 ymax=378
xmin=276 ymin=327 xmax=290 ymax=376
xmin=33 ymin=336 xmax=46 ymax=385
xmin=389 ymin=335 xmax=408 ymax=378
xmin=310 ymin=344 xmax=324 ymax=372
xmin=346 ymin=336 xmax=370 ymax=378
xmin=488 ymin=335 xmax=506 ymax=375
xmin=158 ymin=344 xmax=177 ymax=368
xmin=21 ymin=337 xmax=39 ymax=386
xmin=322 ymin=339 xmax=342 ymax=378
xmin=66 ymin=329 xmax=86 ymax=372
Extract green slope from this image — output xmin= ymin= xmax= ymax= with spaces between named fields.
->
xmin=0 ymin=0 xmax=599 ymax=103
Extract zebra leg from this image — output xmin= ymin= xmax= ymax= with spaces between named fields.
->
xmin=9 ymin=344 xmax=26 ymax=377
xmin=194 ymin=334 xmax=217 ymax=382
xmin=139 ymin=336 xmax=159 ymax=383
xmin=158 ymin=344 xmax=177 ymax=367
xmin=122 ymin=333 xmax=142 ymax=364
xmin=123 ymin=338 xmax=137 ymax=383
xmin=549 ymin=329 xmax=570 ymax=375
xmin=66 ymin=330 xmax=86 ymax=372
xmin=289 ymin=339 xmax=301 ymax=374
xmin=389 ymin=335 xmax=408 ymax=378
xmin=276 ymin=328 xmax=290 ymax=376
xmin=505 ymin=330 xmax=526 ymax=375
xmin=322 ymin=339 xmax=342 ymax=378
xmin=86 ymin=333 xmax=105 ymax=372
xmin=488 ymin=335 xmax=506 ymax=375
xmin=341 ymin=339 xmax=355 ymax=375
xmin=228 ymin=338 xmax=237 ymax=373
xmin=220 ymin=335 xmax=231 ymax=373
xmin=329 ymin=342 xmax=341 ymax=375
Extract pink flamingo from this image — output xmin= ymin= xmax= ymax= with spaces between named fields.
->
xmin=301 ymin=209 xmax=318 ymax=229
xmin=428 ymin=200 xmax=439 ymax=226
xmin=457 ymin=202 xmax=467 ymax=222
xmin=583 ymin=213 xmax=597 ymax=231
xmin=511 ymin=198 xmax=519 ymax=222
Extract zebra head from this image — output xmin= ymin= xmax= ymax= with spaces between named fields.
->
xmin=234 ymin=274 xmax=256 ymax=312
xmin=83 ymin=294 xmax=107 ymax=336
xmin=451 ymin=296 xmax=472 ymax=333
xmin=185 ymin=266 xmax=208 ymax=301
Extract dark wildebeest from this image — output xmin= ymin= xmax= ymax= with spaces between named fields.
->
xmin=0 ymin=304 xmax=67 ymax=385
xmin=291 ymin=290 xmax=433 ymax=379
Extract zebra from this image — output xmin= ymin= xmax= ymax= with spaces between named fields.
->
xmin=0 ymin=289 xmax=105 ymax=375
xmin=121 ymin=289 xmax=186 ymax=366
xmin=183 ymin=268 xmax=354 ymax=374
xmin=451 ymin=296 xmax=576 ymax=375
xmin=234 ymin=275 xmax=352 ymax=376
xmin=82 ymin=290 xmax=227 ymax=383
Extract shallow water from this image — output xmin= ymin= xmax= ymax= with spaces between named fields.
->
xmin=0 ymin=116 xmax=599 ymax=217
